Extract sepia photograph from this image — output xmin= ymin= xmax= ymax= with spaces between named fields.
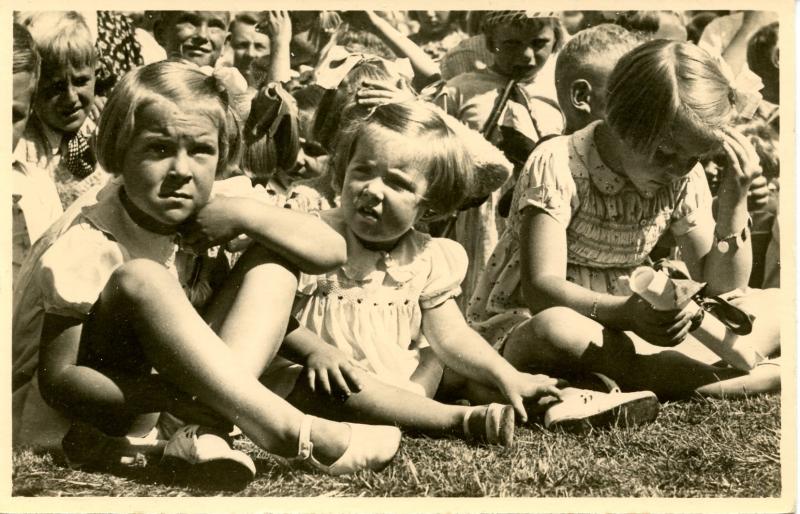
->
xmin=3 ymin=1 xmax=794 ymax=511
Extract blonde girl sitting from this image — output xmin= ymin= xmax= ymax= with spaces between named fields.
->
xmin=468 ymin=40 xmax=780 ymax=402
xmin=12 ymin=60 xmax=401 ymax=489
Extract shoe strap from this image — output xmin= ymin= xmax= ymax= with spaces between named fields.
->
xmin=591 ymin=372 xmax=621 ymax=394
xmin=297 ymin=415 xmax=314 ymax=461
xmin=485 ymin=406 xmax=499 ymax=445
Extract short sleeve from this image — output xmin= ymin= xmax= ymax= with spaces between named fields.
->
xmin=419 ymin=238 xmax=469 ymax=309
xmin=37 ymin=223 xmax=126 ymax=318
xmin=515 ymin=139 xmax=576 ymax=227
xmin=670 ymin=164 xmax=715 ymax=237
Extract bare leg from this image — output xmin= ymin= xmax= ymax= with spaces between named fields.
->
xmin=203 ymin=245 xmax=299 ymax=376
xmin=501 ymin=307 xmax=778 ymax=400
xmin=286 ymin=369 xmax=468 ymax=435
xmin=79 ymin=259 xmax=351 ymax=461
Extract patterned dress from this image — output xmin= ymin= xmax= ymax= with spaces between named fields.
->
xmin=466 ymin=121 xmax=714 ymax=348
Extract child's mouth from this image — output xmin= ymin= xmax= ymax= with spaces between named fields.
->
xmin=357 ymin=205 xmax=380 ymax=221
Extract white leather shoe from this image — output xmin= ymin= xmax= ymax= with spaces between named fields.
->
xmin=294 ymin=415 xmax=401 ymax=475
xmin=544 ymin=388 xmax=659 ymax=433
xmin=161 ymin=424 xmax=256 ymax=490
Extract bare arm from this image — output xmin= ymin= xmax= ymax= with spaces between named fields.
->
xmin=422 ymin=298 xmax=561 ymax=420
xmin=183 ymin=196 xmax=347 ymax=275
xmin=518 ymin=208 xmax=629 ymax=329
xmin=721 ymin=11 xmax=775 ymax=76
xmin=37 ymin=314 xmax=186 ymax=423
xmin=362 ymin=11 xmax=441 ymax=89
xmin=259 ymin=10 xmax=293 ymax=84
xmin=519 ymin=207 xmax=691 ymax=346
xmin=677 ymin=129 xmax=757 ymax=295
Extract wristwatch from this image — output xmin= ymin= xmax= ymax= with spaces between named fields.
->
xmin=714 ymin=217 xmax=753 ymax=254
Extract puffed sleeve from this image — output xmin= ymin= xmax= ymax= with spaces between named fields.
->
xmin=419 ymin=238 xmax=469 ymax=310
xmin=670 ymin=164 xmax=715 ymax=237
xmin=37 ymin=223 xmax=126 ymax=318
xmin=514 ymin=137 xmax=576 ymax=227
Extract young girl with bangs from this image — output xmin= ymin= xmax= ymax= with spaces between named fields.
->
xmin=266 ymin=98 xmax=660 ymax=441
xmin=468 ymin=40 xmax=781 ymax=401
xmin=13 ymin=60 xmax=403 ymax=489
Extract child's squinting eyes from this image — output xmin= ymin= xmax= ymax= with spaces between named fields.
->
xmin=350 ymin=166 xmax=419 ymax=194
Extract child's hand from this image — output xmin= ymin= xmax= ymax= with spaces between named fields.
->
xmin=626 ymin=294 xmax=694 ymax=347
xmin=179 ymin=196 xmax=247 ymax=252
xmin=305 ymin=344 xmax=365 ymax=397
xmin=747 ymin=174 xmax=771 ymax=212
xmin=356 ymin=79 xmax=415 ymax=107
xmin=257 ymin=10 xmax=292 ymax=44
xmin=496 ymin=372 xmax=564 ymax=423
xmin=717 ymin=127 xmax=763 ymax=205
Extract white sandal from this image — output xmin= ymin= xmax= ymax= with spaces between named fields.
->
xmin=294 ymin=415 xmax=401 ymax=475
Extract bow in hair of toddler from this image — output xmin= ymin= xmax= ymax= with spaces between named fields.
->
xmin=652 ymin=259 xmax=755 ymax=336
xmin=712 ymin=54 xmax=764 ymax=120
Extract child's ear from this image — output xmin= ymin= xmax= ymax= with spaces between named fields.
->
xmin=569 ymin=79 xmax=593 ymax=115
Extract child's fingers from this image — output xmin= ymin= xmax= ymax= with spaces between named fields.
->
xmin=723 ymin=127 xmax=760 ymax=165
xmin=317 ymin=369 xmax=332 ymax=396
xmin=329 ymin=367 xmax=352 ymax=397
xmin=542 ymin=385 xmax=563 ymax=400
xmin=510 ymin=396 xmax=527 ymax=424
xmin=359 ymin=79 xmax=398 ymax=91
xmin=307 ymin=368 xmax=317 ymax=393
xmin=721 ymin=140 xmax=747 ymax=184
xmin=342 ymin=363 xmax=364 ymax=393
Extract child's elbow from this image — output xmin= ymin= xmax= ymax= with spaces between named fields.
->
xmin=303 ymin=232 xmax=347 ymax=274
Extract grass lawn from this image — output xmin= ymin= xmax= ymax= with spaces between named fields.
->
xmin=12 ymin=394 xmax=781 ymax=498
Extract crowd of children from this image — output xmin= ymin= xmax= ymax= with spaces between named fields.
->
xmin=11 ymin=10 xmax=782 ymax=490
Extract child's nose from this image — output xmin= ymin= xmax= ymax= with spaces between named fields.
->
xmin=194 ymin=23 xmax=210 ymax=41
xmin=62 ymin=84 xmax=79 ymax=104
xmin=170 ymin=151 xmax=193 ymax=178
xmin=522 ymin=45 xmax=536 ymax=60
xmin=359 ymin=180 xmax=384 ymax=204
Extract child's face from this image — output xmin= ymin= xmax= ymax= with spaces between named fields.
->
xmin=13 ymin=71 xmax=36 ymax=151
xmin=160 ymin=11 xmax=228 ymax=67
xmin=414 ymin=11 xmax=452 ymax=36
xmin=341 ymin=125 xmax=430 ymax=251
xmin=617 ymin=128 xmax=711 ymax=197
xmin=34 ymin=62 xmax=95 ymax=135
xmin=489 ymin=22 xmax=556 ymax=81
xmin=121 ymin=100 xmax=219 ymax=228
xmin=229 ymin=22 xmax=271 ymax=87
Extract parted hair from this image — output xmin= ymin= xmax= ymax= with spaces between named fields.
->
xmin=96 ymin=60 xmax=242 ymax=177
xmin=605 ymin=39 xmax=735 ymax=155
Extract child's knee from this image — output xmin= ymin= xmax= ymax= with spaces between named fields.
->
xmin=105 ymin=259 xmax=175 ymax=303
xmin=530 ymin=306 xmax=602 ymax=352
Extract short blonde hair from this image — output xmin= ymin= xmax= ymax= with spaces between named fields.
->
xmin=96 ymin=60 xmax=242 ymax=177
xmin=332 ymin=100 xmax=475 ymax=219
xmin=17 ymin=11 xmax=95 ymax=70
xmin=605 ymin=40 xmax=735 ymax=155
